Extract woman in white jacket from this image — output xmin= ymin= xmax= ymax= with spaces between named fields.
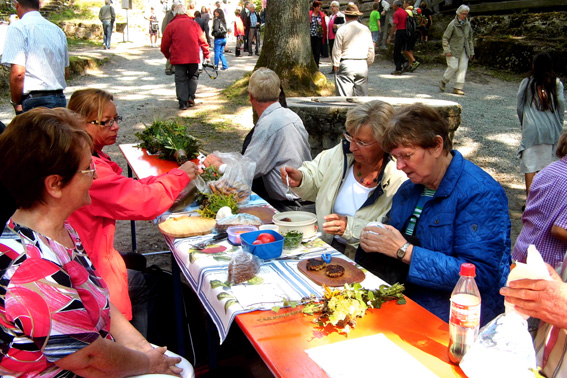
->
xmin=281 ymin=100 xmax=407 ymax=258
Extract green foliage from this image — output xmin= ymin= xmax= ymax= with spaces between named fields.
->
xmin=302 ymin=283 xmax=406 ymax=333
xmin=135 ymin=119 xmax=202 ymax=164
xmin=197 ymin=192 xmax=239 ymax=218
xmin=49 ymin=0 xmax=99 ymax=22
xmin=200 ymin=166 xmax=223 ymax=183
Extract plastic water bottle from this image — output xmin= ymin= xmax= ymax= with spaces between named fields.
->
xmin=448 ymin=263 xmax=481 ymax=364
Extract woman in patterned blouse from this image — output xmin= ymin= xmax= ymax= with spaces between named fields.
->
xmin=0 ymin=108 xmax=185 ymax=377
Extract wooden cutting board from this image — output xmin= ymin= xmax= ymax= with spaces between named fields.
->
xmin=297 ymin=257 xmax=365 ymax=287
xmin=158 ymin=216 xmax=216 ymax=238
xmin=238 ymin=206 xmax=277 ymax=224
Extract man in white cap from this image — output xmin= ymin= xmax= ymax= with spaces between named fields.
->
xmin=331 ymin=3 xmax=374 ymax=96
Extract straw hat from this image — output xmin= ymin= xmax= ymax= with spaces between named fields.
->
xmin=343 ymin=3 xmax=363 ymax=16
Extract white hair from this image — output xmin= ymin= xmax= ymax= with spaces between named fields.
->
xmin=330 ymin=1 xmax=340 ymax=6
xmin=456 ymin=4 xmax=470 ymax=15
xmin=174 ymin=3 xmax=186 ymax=15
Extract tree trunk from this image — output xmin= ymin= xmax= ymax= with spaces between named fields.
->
xmin=255 ymin=0 xmax=332 ymax=96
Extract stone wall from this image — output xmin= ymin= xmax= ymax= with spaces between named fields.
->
xmin=287 ymin=96 xmax=461 ymax=157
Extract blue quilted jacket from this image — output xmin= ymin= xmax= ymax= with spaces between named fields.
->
xmin=389 ymin=151 xmax=511 ymax=325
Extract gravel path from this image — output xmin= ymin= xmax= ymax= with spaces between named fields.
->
xmin=1 ymin=34 xmax=534 ymax=255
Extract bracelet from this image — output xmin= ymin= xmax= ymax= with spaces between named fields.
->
xmin=10 ymin=100 xmax=21 ymax=106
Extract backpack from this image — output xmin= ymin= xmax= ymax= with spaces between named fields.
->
xmin=215 ymin=20 xmax=227 ymax=38
xmin=405 ymin=12 xmax=417 ymax=38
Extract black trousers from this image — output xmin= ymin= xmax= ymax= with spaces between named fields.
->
xmin=394 ymin=29 xmax=407 ymax=71
xmin=311 ymin=36 xmax=323 ymax=67
xmin=173 ymin=63 xmax=199 ymax=106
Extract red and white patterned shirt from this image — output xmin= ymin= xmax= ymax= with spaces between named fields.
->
xmin=0 ymin=220 xmax=112 ymax=377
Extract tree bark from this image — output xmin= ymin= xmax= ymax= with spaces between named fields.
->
xmin=255 ymin=0 xmax=330 ymax=95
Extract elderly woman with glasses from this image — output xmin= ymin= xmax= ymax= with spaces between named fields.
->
xmin=0 ymin=108 xmax=189 ymax=377
xmin=66 ymin=89 xmax=199 ymax=337
xmin=281 ymin=100 xmax=407 ymax=257
xmin=357 ymin=104 xmax=511 ymax=326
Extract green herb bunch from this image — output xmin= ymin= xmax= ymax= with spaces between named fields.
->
xmin=201 ymin=166 xmax=223 ymax=183
xmin=135 ymin=119 xmax=201 ymax=164
xmin=197 ymin=192 xmax=239 ymax=218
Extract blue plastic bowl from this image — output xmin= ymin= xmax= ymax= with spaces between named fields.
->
xmin=240 ymin=230 xmax=284 ymax=260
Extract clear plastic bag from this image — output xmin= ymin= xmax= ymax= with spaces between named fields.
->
xmin=459 ymin=312 xmax=536 ymax=378
xmin=215 ymin=213 xmax=263 ymax=233
xmin=459 ymin=245 xmax=550 ymax=378
xmin=202 ymin=152 xmax=256 ymax=204
xmin=227 ymin=251 xmax=261 ymax=285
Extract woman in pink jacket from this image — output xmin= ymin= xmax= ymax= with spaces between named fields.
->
xmin=67 ymin=88 xmax=199 ymax=336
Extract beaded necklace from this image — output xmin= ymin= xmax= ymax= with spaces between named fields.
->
xmin=355 ymin=164 xmax=379 ymax=187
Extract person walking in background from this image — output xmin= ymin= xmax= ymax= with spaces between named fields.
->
xmin=516 ymin=52 xmax=565 ymax=196
xmin=148 ymin=7 xmax=159 ymax=47
xmin=327 ymin=1 xmax=344 ymax=70
xmin=387 ymin=0 xmax=407 ymax=75
xmin=99 ymin=0 xmax=115 ymax=50
xmin=212 ymin=8 xmax=228 ymax=70
xmin=402 ymin=0 xmax=420 ymax=72
xmin=1 ymin=0 xmax=69 ymax=115
xmin=234 ymin=9 xmax=245 ymax=57
xmin=247 ymin=3 xmax=261 ymax=56
xmin=161 ymin=2 xmax=176 ymax=75
xmin=417 ymin=0 xmax=433 ymax=42
xmin=200 ymin=6 xmax=212 ymax=46
xmin=161 ymin=1 xmax=210 ymax=110
xmin=332 ymin=3 xmax=374 ymax=96
xmin=309 ymin=1 xmax=327 ymax=67
xmin=241 ymin=2 xmax=250 ymax=56
xmin=440 ymin=4 xmax=474 ymax=95
xmin=369 ymin=3 xmax=381 ymax=51
xmin=376 ymin=0 xmax=391 ymax=49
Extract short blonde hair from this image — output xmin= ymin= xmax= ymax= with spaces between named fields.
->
xmin=248 ymin=68 xmax=281 ymax=103
xmin=345 ymin=100 xmax=395 ymax=142
xmin=330 ymin=1 xmax=339 ymax=7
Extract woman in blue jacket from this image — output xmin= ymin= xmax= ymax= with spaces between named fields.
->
xmin=356 ymin=104 xmax=511 ymax=325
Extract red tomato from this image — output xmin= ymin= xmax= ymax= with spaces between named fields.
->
xmin=256 ymin=233 xmax=276 ymax=244
xmin=252 ymin=240 xmax=263 ymax=245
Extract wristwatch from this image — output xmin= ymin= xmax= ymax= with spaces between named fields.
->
xmin=397 ymin=242 xmax=410 ymax=260
xmin=10 ymin=100 xmax=21 ymax=106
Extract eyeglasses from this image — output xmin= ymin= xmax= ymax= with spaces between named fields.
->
xmin=90 ymin=116 xmax=122 ymax=128
xmin=391 ymin=148 xmax=418 ymax=163
xmin=78 ymin=161 xmax=96 ymax=177
xmin=343 ymin=132 xmax=377 ymax=148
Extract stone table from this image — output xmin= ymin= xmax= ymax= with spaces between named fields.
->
xmin=287 ymin=96 xmax=462 ymax=157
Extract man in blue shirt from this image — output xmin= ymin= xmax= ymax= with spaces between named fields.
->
xmin=247 ymin=3 xmax=261 ymax=56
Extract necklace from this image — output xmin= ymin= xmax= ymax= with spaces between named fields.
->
xmin=356 ymin=164 xmax=379 ymax=186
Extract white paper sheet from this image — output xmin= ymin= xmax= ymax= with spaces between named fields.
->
xmin=305 ymin=333 xmax=439 ymax=378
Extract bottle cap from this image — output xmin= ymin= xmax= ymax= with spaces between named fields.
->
xmin=460 ymin=263 xmax=476 ymax=277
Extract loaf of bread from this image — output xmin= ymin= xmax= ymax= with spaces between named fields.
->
xmin=227 ymin=251 xmax=260 ymax=284
xmin=158 ymin=215 xmax=216 ymax=238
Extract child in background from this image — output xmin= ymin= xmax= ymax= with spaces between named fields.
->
xmin=369 ymin=3 xmax=381 ymax=50
xmin=234 ymin=9 xmax=245 ymax=57
xmin=148 ymin=7 xmax=159 ymax=47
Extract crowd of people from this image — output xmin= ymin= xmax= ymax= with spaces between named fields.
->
xmin=0 ymin=0 xmax=566 ymax=377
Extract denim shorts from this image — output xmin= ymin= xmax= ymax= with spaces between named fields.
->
xmin=371 ymin=31 xmax=379 ymax=43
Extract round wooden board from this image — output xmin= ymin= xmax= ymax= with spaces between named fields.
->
xmin=297 ymin=257 xmax=365 ymax=287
